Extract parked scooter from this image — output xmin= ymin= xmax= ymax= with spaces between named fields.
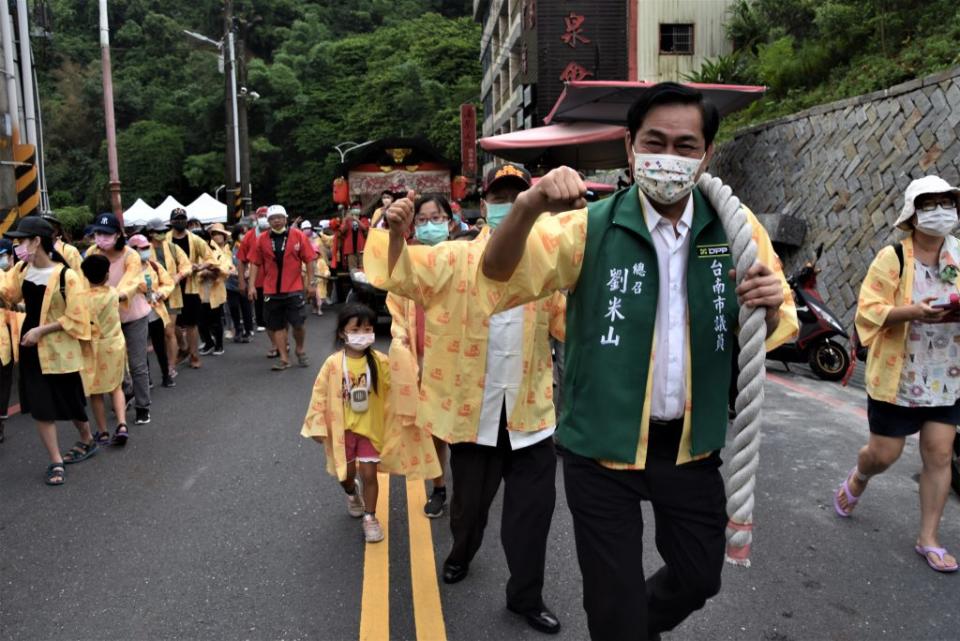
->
xmin=768 ymin=244 xmax=851 ymax=381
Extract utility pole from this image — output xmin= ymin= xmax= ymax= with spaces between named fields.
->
xmin=98 ymin=0 xmax=123 ymax=221
xmin=223 ymin=0 xmax=241 ymax=220
xmin=236 ymin=5 xmax=251 ymax=218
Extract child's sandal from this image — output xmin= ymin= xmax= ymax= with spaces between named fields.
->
xmin=111 ymin=424 xmax=129 ymax=447
xmin=94 ymin=431 xmax=111 ymax=447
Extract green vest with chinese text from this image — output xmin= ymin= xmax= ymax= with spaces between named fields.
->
xmin=556 ymin=185 xmax=740 ymax=463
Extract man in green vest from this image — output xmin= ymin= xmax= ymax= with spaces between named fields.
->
xmin=477 ymin=83 xmax=799 ymax=640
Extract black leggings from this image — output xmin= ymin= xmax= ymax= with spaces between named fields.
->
xmin=199 ymin=303 xmax=224 ymax=351
xmin=148 ymin=317 xmax=169 ymax=381
xmin=227 ymin=289 xmax=254 ymax=336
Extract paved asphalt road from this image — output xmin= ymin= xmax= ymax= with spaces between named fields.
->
xmin=1 ymin=310 xmax=959 ymax=640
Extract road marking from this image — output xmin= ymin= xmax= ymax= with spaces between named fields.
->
xmin=359 ymin=472 xmax=390 ymax=641
xmin=406 ymin=480 xmax=447 ymax=641
xmin=766 ymin=372 xmax=868 ymax=420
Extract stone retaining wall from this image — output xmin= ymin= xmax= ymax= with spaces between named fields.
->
xmin=712 ymin=66 xmax=960 ymax=328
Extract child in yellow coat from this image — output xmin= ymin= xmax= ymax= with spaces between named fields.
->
xmin=301 ymin=302 xmax=440 ymax=543
xmin=80 ymin=255 xmax=129 ymax=447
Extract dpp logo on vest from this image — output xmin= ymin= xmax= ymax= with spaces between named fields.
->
xmin=697 ymin=243 xmax=730 ymax=259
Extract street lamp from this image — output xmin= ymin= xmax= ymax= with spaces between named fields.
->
xmin=333 ymin=140 xmax=375 ymax=164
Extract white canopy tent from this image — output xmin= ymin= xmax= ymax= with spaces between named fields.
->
xmin=185 ymin=193 xmax=228 ymax=224
xmin=153 ymin=196 xmax=186 ymax=222
xmin=122 ymin=198 xmax=158 ymax=226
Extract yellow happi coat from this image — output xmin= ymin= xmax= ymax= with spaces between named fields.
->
xmin=144 ymin=259 xmax=176 ymax=326
xmin=474 ymin=203 xmax=798 ymax=468
xmin=150 ymin=240 xmax=191 ymax=310
xmin=300 ymin=349 xmax=440 ymax=482
xmin=82 ymin=285 xmax=126 ymax=394
xmin=55 ymin=240 xmax=83 ymax=273
xmin=0 ymin=263 xmax=91 ymax=374
xmin=199 ymin=242 xmax=233 ymax=308
xmin=856 ymin=235 xmax=960 ymax=402
xmin=304 ymin=237 xmax=330 ymax=300
xmin=0 ymin=270 xmax=23 ymax=366
xmin=365 ymin=228 xmax=566 ymax=444
xmin=85 ymin=246 xmax=147 ymax=313
xmin=386 ymin=293 xmax=421 ymax=423
xmin=168 ymin=231 xmax=216 ymax=296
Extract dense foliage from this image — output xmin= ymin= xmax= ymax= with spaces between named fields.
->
xmin=35 ymin=0 xmax=479 ymax=225
xmin=683 ymin=0 xmax=960 ymax=137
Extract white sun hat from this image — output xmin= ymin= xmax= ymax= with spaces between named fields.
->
xmin=894 ymin=176 xmax=960 ymax=230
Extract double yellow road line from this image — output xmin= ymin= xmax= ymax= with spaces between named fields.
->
xmin=359 ymin=473 xmax=447 ymax=641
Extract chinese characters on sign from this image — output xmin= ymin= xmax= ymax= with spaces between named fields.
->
xmin=559 ymin=61 xmax=593 ymax=82
xmin=601 ymin=263 xmax=646 ymax=347
xmin=559 ymin=12 xmax=593 ymax=82
xmin=561 ymin=13 xmax=591 ymax=48
xmin=711 ymin=259 xmax=727 ymax=352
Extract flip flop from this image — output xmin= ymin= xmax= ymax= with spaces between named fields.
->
xmin=914 ymin=545 xmax=959 ymax=573
xmin=272 ymin=361 xmax=291 ymax=371
xmin=296 ymin=353 xmax=309 ymax=368
xmin=833 ymin=467 xmax=861 ymax=517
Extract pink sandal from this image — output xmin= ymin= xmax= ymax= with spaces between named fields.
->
xmin=833 ymin=467 xmax=862 ymax=517
xmin=914 ymin=545 xmax=959 ymax=573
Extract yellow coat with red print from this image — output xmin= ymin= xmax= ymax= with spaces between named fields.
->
xmin=82 ymin=285 xmax=126 ymax=394
xmin=199 ymin=242 xmax=233 ymax=308
xmin=474 ymin=201 xmax=797 ymax=469
xmin=856 ymin=235 xmax=960 ymax=402
xmin=85 ymin=246 xmax=146 ymax=312
xmin=0 ymin=263 xmax=91 ymax=374
xmin=150 ymin=240 xmax=191 ymax=310
xmin=300 ymin=349 xmax=440 ymax=481
xmin=145 ymin=259 xmax=176 ymax=326
xmin=365 ymin=228 xmax=567 ymax=445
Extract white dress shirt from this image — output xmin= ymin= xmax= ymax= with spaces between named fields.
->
xmin=474 ymin=304 xmax=556 ymax=450
xmin=641 ymin=191 xmax=694 ymax=421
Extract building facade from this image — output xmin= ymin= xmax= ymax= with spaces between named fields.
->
xmin=474 ymin=0 xmax=735 ymax=172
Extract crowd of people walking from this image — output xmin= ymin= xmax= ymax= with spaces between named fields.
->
xmin=2 ymin=81 xmax=957 ymax=640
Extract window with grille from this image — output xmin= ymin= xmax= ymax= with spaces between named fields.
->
xmin=659 ymin=24 xmax=694 ymax=54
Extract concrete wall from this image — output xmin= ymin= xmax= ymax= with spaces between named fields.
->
xmin=711 ymin=66 xmax=960 ymax=328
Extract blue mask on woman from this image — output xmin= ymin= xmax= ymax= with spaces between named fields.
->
xmin=415 ymin=221 xmax=449 ymax=246
xmin=484 ymin=203 xmax=512 ymax=229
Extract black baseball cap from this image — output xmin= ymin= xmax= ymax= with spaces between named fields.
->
xmin=170 ymin=207 xmax=188 ymax=221
xmin=40 ymin=211 xmax=62 ymax=228
xmin=90 ymin=212 xmax=122 ymax=234
xmin=5 ymin=216 xmax=55 ymax=239
xmin=0 ymin=239 xmax=13 ymax=254
xmin=483 ymin=163 xmax=532 ymax=195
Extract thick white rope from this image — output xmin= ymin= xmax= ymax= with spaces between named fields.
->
xmin=697 ymin=172 xmax=766 ymax=568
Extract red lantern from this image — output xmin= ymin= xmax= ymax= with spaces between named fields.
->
xmin=333 ymin=177 xmax=349 ymax=205
xmin=451 ymin=175 xmax=468 ymax=201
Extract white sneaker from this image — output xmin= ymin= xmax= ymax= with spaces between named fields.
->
xmin=346 ymin=489 xmax=365 ymax=518
xmin=362 ymin=514 xmax=384 ymax=543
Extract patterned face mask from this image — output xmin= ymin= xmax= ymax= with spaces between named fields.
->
xmin=633 ymin=153 xmax=704 ymax=205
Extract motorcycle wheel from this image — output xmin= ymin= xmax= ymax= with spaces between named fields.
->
xmin=808 ymin=339 xmax=849 ymax=381
xmin=951 ymin=432 xmax=960 ymax=499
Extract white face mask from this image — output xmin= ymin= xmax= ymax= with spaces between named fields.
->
xmin=915 ymin=206 xmax=958 ymax=237
xmin=633 ymin=152 xmax=704 ymax=205
xmin=345 ymin=332 xmax=375 ymax=351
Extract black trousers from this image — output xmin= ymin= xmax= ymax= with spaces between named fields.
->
xmin=199 ymin=303 xmax=224 ymax=351
xmin=0 ymin=359 xmax=13 ymax=417
xmin=447 ymin=408 xmax=556 ymax=611
xmin=227 ymin=289 xmax=254 ymax=336
xmin=254 ymin=288 xmax=265 ymax=328
xmin=562 ymin=421 xmax=727 ymax=641
xmin=147 ymin=318 xmax=169 ymax=381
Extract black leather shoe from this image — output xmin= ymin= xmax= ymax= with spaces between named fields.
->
xmin=507 ymin=604 xmax=561 ymax=635
xmin=442 ymin=562 xmax=468 ymax=584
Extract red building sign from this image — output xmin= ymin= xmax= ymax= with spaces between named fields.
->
xmin=460 ymin=104 xmax=478 ymax=178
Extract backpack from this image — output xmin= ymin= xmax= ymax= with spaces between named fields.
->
xmin=842 ymin=242 xmax=903 ymax=385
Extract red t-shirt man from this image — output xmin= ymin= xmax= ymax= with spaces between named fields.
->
xmin=247 ymin=205 xmax=318 ymax=368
